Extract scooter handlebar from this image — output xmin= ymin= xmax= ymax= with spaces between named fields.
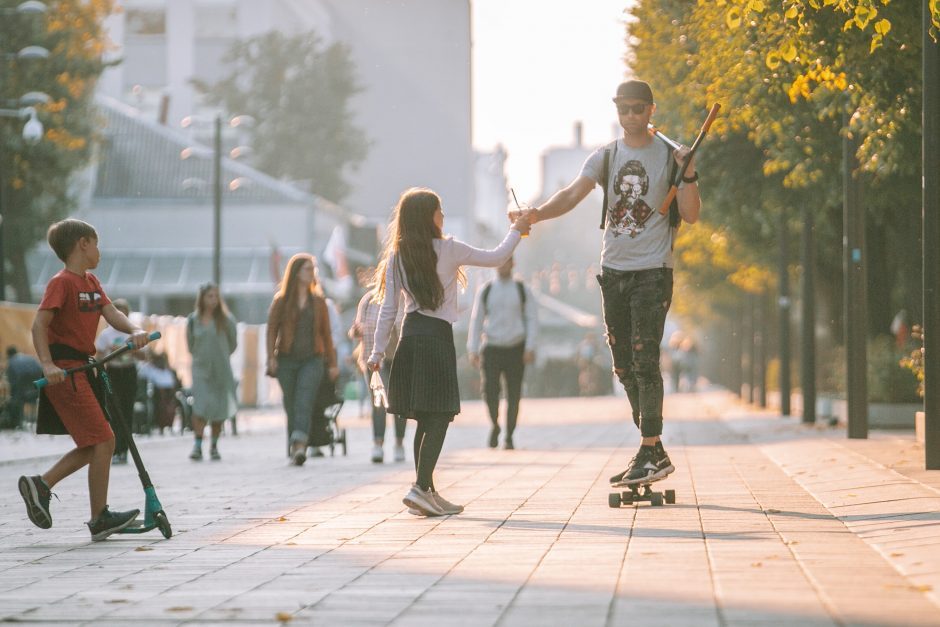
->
xmin=34 ymin=331 xmax=162 ymax=389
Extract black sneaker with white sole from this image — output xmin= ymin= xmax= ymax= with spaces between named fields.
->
xmin=87 ymin=506 xmax=140 ymax=541
xmin=610 ymin=444 xmax=675 ymax=486
xmin=18 ymin=475 xmax=53 ymax=529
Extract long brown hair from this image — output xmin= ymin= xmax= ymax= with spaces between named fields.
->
xmin=195 ymin=282 xmax=232 ymax=333
xmin=374 ymin=187 xmax=466 ymax=310
xmin=276 ymin=253 xmax=323 ymax=330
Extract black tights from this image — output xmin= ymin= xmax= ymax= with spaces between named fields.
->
xmin=412 ymin=414 xmax=451 ymax=491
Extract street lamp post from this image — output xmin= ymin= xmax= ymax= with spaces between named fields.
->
xmin=180 ymin=113 xmax=253 ymax=288
xmin=0 ymin=0 xmax=48 ymax=301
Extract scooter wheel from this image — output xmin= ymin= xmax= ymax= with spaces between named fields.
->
xmin=155 ymin=510 xmax=172 ymax=539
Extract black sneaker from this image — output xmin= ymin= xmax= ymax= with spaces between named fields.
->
xmin=18 ymin=475 xmax=53 ymax=529
xmin=87 ymin=506 xmax=140 ymax=541
xmin=610 ymin=444 xmax=674 ymax=486
xmin=504 ymin=437 xmax=514 ymax=450
xmin=210 ymin=447 xmax=221 ymax=461
xmin=488 ymin=425 xmax=500 ymax=448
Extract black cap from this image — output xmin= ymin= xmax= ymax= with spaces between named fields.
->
xmin=613 ymin=80 xmax=654 ymax=104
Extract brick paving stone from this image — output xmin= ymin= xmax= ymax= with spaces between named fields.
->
xmin=1 ymin=392 xmax=939 ymax=625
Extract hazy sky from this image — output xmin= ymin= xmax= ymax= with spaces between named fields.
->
xmin=472 ymin=0 xmax=631 ymax=203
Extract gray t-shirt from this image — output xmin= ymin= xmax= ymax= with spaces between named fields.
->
xmin=579 ymin=138 xmax=675 ymax=271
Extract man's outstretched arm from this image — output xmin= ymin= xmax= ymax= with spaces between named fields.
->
xmin=531 ymin=176 xmax=596 ymax=224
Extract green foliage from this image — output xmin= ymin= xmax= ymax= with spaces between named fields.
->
xmin=0 ymin=0 xmax=114 ymax=301
xmin=198 ymin=31 xmax=368 ymax=204
xmin=868 ymin=334 xmax=920 ymax=403
xmin=628 ymin=0 xmax=927 ymax=335
xmin=900 ymin=324 xmax=925 ymax=399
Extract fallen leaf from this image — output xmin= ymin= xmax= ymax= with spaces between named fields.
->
xmin=166 ymin=606 xmax=194 ymax=612
xmin=276 ymin=516 xmax=288 ymax=522
xmin=890 ymin=552 xmax=904 ymax=558
xmin=105 ymin=599 xmax=128 ymax=604
xmin=766 ymin=508 xmax=781 ymax=514
xmin=276 ymin=612 xmax=293 ymax=622
xmin=751 ymin=562 xmax=763 ymax=567
xmin=134 ymin=547 xmax=153 ymax=552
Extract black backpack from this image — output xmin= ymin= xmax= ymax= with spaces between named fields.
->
xmin=481 ymin=280 xmax=526 ymax=316
xmin=598 ymin=136 xmax=680 ymax=231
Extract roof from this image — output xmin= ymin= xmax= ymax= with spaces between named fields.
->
xmin=93 ymin=95 xmax=320 ymax=206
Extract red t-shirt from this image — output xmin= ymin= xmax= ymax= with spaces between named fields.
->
xmin=38 ymin=269 xmax=111 ymax=356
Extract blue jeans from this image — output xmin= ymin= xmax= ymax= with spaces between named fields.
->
xmin=277 ymin=355 xmax=325 ymax=445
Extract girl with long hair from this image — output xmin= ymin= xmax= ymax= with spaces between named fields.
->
xmin=187 ymin=283 xmax=238 ymax=461
xmin=266 ymin=253 xmax=338 ymax=465
xmin=368 ymin=187 xmax=531 ymax=516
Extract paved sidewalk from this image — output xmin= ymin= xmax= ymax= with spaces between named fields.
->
xmin=1 ymin=391 xmax=938 ymax=626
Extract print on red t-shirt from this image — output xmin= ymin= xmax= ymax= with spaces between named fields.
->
xmin=38 ymin=269 xmax=112 ymax=356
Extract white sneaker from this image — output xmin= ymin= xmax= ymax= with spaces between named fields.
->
xmin=393 ymin=444 xmax=406 ymax=462
xmin=431 ymin=491 xmax=464 ymax=514
xmin=371 ymin=445 xmax=384 ymax=464
xmin=403 ymin=484 xmax=445 ymax=516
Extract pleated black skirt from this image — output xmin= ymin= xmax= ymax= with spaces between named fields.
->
xmin=387 ymin=311 xmax=460 ymax=419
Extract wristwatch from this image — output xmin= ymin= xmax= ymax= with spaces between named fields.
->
xmin=681 ymin=171 xmax=699 ymax=184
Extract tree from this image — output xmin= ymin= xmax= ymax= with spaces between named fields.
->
xmin=1 ymin=0 xmax=114 ymax=302
xmin=627 ymin=0 xmax=931 ymax=338
xmin=199 ymin=31 xmax=368 ymax=204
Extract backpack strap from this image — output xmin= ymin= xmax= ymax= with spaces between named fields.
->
xmin=598 ymin=140 xmax=617 ymax=230
xmin=482 ymin=280 xmax=526 ymax=317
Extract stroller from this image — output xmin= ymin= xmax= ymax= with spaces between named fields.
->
xmin=286 ymin=374 xmax=347 ymax=457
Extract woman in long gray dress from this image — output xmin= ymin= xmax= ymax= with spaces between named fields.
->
xmin=186 ymin=283 xmax=238 ymax=461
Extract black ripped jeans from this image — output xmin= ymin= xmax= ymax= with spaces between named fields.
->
xmin=597 ymin=267 xmax=673 ymax=437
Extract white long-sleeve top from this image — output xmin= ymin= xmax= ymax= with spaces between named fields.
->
xmin=370 ymin=228 xmax=522 ymax=362
xmin=467 ymin=277 xmax=539 ymax=354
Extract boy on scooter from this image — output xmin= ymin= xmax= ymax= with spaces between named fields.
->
xmin=18 ymin=219 xmax=149 ymax=541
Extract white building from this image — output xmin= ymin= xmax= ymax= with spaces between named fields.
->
xmin=98 ymin=0 xmax=473 ymax=231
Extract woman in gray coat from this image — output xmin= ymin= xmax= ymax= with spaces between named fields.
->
xmin=187 ymin=283 xmax=238 ymax=461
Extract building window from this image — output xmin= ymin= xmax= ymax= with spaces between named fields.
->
xmin=126 ymin=8 xmax=166 ymax=36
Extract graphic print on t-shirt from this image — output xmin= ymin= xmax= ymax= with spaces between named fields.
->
xmin=609 ymin=159 xmax=654 ymax=239
xmin=78 ymin=291 xmax=103 ymax=313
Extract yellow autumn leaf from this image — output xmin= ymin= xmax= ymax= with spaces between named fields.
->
xmin=870 ymin=34 xmax=883 ymax=53
xmin=727 ymin=7 xmax=742 ymax=29
xmin=748 ymin=0 xmax=765 ymax=12
xmin=875 ymin=19 xmax=891 ymax=36
xmin=781 ymin=43 xmax=797 ymax=62
xmin=785 ymin=5 xmax=799 ymax=19
xmin=766 ymin=51 xmax=781 ymax=69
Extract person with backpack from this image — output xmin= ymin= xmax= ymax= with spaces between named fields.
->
xmin=467 ymin=256 xmax=538 ymax=449
xmin=523 ymin=80 xmax=702 ymax=487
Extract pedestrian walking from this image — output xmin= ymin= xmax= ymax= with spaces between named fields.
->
xmin=266 ymin=253 xmax=338 ymax=466
xmin=350 ymin=275 xmax=406 ymax=464
xmin=19 ymin=218 xmax=148 ymax=541
xmin=368 ymin=187 xmax=532 ymax=517
xmin=467 ymin=256 xmax=538 ymax=450
xmin=525 ymin=80 xmax=702 ymax=487
xmin=3 ymin=346 xmax=42 ymax=430
xmin=186 ymin=283 xmax=238 ymax=461
xmin=94 ymin=299 xmax=138 ymax=463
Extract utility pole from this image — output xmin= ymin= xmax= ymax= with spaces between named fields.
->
xmin=844 ymin=111 xmax=868 ymax=439
xmin=212 ymin=114 xmax=222 ymax=287
xmin=779 ymin=209 xmax=792 ymax=415
xmin=758 ymin=292 xmax=768 ymax=408
xmin=801 ymin=205 xmax=816 ymax=424
xmin=923 ymin=0 xmax=940 ymax=468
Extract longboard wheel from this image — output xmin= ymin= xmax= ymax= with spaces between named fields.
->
xmin=664 ymin=489 xmax=676 ymax=504
xmin=650 ymin=493 xmax=664 ymax=507
xmin=621 ymin=491 xmax=634 ymax=505
xmin=608 ymin=493 xmax=621 ymax=508
xmin=155 ymin=510 xmax=172 ymax=539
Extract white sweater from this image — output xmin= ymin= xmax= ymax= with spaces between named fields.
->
xmin=370 ymin=229 xmax=522 ymax=362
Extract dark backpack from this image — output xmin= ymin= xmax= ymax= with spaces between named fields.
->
xmin=598 ymin=136 xmax=680 ymax=231
xmin=481 ymin=280 xmax=526 ymax=317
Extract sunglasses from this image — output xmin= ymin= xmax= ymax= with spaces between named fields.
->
xmin=617 ymin=103 xmax=649 ymax=115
